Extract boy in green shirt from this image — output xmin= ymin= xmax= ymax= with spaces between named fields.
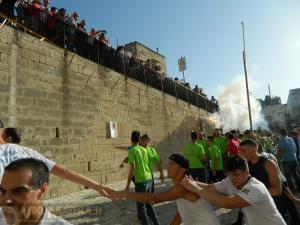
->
xmin=207 ymin=136 xmax=225 ymax=182
xmin=197 ymin=131 xmax=210 ymax=182
xmin=213 ymin=129 xmax=228 ymax=159
xmin=183 ymin=131 xmax=206 ymax=182
xmin=139 ymin=134 xmax=164 ymax=193
xmin=126 ymin=131 xmax=160 ymax=225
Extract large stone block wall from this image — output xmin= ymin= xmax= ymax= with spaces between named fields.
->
xmin=0 ymin=26 xmax=214 ymax=198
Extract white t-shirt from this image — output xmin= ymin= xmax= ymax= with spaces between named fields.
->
xmin=0 ymin=207 xmax=73 ymax=225
xmin=214 ymin=177 xmax=286 ymax=225
xmin=0 ymin=144 xmax=56 ymax=181
xmin=176 ymin=198 xmax=220 ymax=225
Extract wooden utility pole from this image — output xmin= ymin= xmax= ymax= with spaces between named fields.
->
xmin=242 ymin=22 xmax=253 ymax=131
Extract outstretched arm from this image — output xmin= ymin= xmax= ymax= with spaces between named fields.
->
xmin=113 ymin=185 xmax=187 ymax=204
xmin=51 ymin=164 xmax=113 ymax=197
xmin=119 ymin=156 xmax=129 ymax=168
xmin=181 ymin=177 xmax=249 ymax=209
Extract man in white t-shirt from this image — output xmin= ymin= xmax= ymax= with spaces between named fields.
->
xmin=181 ymin=155 xmax=286 ymax=225
xmin=0 ymin=158 xmax=72 ymax=224
xmin=0 ymin=143 xmax=112 ymax=197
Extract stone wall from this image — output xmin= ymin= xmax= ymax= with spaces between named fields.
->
xmin=0 ymin=26 xmax=214 ymax=198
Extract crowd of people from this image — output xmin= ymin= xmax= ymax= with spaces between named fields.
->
xmin=0 ymin=0 xmax=111 ymax=47
xmin=112 ymin=128 xmax=300 ymax=225
xmin=0 ymin=118 xmax=300 ymax=224
xmin=171 ymin=78 xmax=212 ymax=100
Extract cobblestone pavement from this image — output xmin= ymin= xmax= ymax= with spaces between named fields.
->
xmin=45 ymin=172 xmax=299 ymax=225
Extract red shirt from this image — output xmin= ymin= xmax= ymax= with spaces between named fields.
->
xmin=30 ymin=3 xmax=42 ymax=17
xmin=228 ymin=139 xmax=240 ymax=155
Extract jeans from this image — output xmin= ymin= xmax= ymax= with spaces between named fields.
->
xmin=283 ymin=161 xmax=300 ymax=190
xmin=135 ymin=180 xmax=160 ymax=225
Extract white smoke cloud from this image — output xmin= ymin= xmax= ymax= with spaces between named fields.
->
xmin=213 ymin=76 xmax=268 ymax=132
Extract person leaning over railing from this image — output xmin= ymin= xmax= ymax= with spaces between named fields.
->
xmin=28 ymin=0 xmax=42 ymax=32
xmin=47 ymin=6 xmax=56 ymax=39
xmin=56 ymin=7 xmax=67 ymax=21
xmin=65 ymin=11 xmax=79 ymax=51
xmin=39 ymin=0 xmax=51 ymax=36
xmin=75 ymin=19 xmax=88 ymax=58
xmin=99 ymin=32 xmax=110 ymax=47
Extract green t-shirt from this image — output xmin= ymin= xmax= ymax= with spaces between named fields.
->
xmin=147 ymin=147 xmax=160 ymax=172
xmin=260 ymin=137 xmax=273 ymax=152
xmin=213 ymin=136 xmax=227 ymax=157
xmin=197 ymin=139 xmax=210 ymax=157
xmin=183 ymin=142 xmax=205 ymax=169
xmin=128 ymin=146 xmax=152 ymax=183
xmin=240 ymin=136 xmax=250 ymax=142
xmin=209 ymin=145 xmax=223 ymax=171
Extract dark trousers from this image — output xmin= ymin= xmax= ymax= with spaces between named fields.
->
xmin=135 ymin=180 xmax=160 ymax=225
xmin=277 ymin=185 xmax=300 ymax=225
xmin=283 ymin=161 xmax=300 ymax=190
xmin=150 ymin=173 xmax=155 ymax=193
xmin=188 ymin=168 xmax=206 ymax=182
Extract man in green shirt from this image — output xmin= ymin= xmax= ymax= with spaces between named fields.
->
xmin=139 ymin=134 xmax=164 ymax=193
xmin=197 ymin=131 xmax=210 ymax=182
xmin=197 ymin=131 xmax=210 ymax=158
xmin=207 ymin=136 xmax=225 ymax=182
xmin=126 ymin=131 xmax=160 ymax=225
xmin=183 ymin=131 xmax=206 ymax=182
xmin=213 ymin=129 xmax=228 ymax=159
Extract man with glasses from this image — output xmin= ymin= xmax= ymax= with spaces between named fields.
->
xmin=181 ymin=155 xmax=286 ymax=225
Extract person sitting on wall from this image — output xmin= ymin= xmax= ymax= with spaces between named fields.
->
xmin=0 ymin=158 xmax=73 ymax=225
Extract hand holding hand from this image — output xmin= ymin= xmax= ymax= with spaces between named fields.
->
xmin=110 ymin=191 xmax=127 ymax=201
xmin=96 ymin=185 xmax=114 ymax=198
xmin=180 ymin=176 xmax=202 ymax=194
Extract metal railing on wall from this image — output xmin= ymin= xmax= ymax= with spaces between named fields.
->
xmin=1 ymin=3 xmax=218 ymax=113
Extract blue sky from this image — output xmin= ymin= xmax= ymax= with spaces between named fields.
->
xmin=51 ymin=0 xmax=300 ymax=103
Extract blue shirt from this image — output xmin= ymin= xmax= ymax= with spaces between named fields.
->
xmin=278 ymin=137 xmax=297 ymax=162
